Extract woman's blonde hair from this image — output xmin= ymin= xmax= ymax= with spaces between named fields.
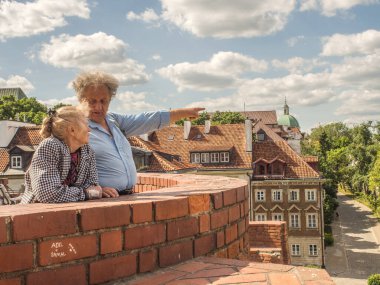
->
xmin=72 ymin=70 xmax=119 ymax=102
xmin=40 ymin=106 xmax=86 ymax=140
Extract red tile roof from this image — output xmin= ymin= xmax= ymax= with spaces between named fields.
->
xmin=242 ymin=111 xmax=278 ymax=125
xmin=0 ymin=148 xmax=9 ymax=173
xmin=302 ymin=155 xmax=319 ymax=163
xmin=8 ymin=126 xmax=42 ymax=148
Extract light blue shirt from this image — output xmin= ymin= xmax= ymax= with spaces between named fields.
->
xmin=88 ymin=111 xmax=170 ymax=190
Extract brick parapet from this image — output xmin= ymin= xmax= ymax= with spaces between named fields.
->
xmin=0 ymin=173 xmax=249 ymax=284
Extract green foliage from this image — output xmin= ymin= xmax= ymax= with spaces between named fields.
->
xmin=368 ymin=274 xmax=380 ymax=285
xmin=175 ymin=111 xmax=244 ymax=126
xmin=369 ymin=151 xmax=380 ymax=194
xmin=53 ymin=102 xmax=72 ymax=110
xmin=0 ymin=95 xmax=47 ymax=124
xmin=324 ymin=232 xmax=334 ymax=246
xmin=324 ymin=194 xmax=339 ymax=224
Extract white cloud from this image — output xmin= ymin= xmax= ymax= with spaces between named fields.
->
xmin=39 ymin=96 xmax=79 ymax=107
xmin=321 ymin=29 xmax=380 ymax=56
xmin=299 ymin=0 xmax=380 ymax=16
xmin=161 ymin=0 xmax=296 ymax=38
xmin=39 ymin=32 xmax=150 ymax=85
xmin=0 ymin=75 xmax=34 ymax=93
xmin=157 ymin=51 xmax=268 ymax=91
xmin=287 ymin=35 xmax=305 ymax=47
xmin=127 ymin=8 xmax=160 ymax=23
xmin=272 ymin=57 xmax=328 ymax=74
xmin=152 ymin=54 xmax=162 ymax=61
xmin=114 ymin=91 xmax=160 ymax=113
xmin=0 ymin=0 xmax=90 ymax=41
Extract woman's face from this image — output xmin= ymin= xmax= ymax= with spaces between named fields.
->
xmin=81 ymin=85 xmax=111 ymax=124
xmin=73 ymin=118 xmax=91 ymax=146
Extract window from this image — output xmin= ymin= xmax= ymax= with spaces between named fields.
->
xmin=191 ymin=153 xmax=200 ymax=163
xmin=289 ymin=214 xmax=300 ymax=228
xmin=11 ymin=156 xmax=22 ymax=168
xmin=272 ymin=189 xmax=282 ymax=202
xmin=291 ymin=244 xmax=300 ymax=256
xmin=309 ymin=244 xmax=318 ymax=256
xmin=201 ymin=153 xmax=209 ymax=163
xmin=306 ymin=189 xmax=317 ymax=201
xmin=289 ymin=190 xmax=299 ymax=202
xmin=255 ymin=214 xmax=266 ymax=221
xmin=210 ymin=153 xmax=219 ymax=163
xmin=258 ymin=164 xmax=266 ymax=175
xmin=220 ymin=152 xmax=229 ymax=162
xmin=272 ymin=213 xmax=283 ymax=221
xmin=255 ymin=190 xmax=265 ymax=202
xmin=307 ymin=214 xmax=318 ymax=228
xmin=257 ymin=133 xmax=265 ymax=141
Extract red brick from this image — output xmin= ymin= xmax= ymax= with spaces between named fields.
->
xmin=131 ymin=202 xmax=152 ymax=223
xmin=167 ymin=217 xmax=198 ymax=241
xmin=80 ymin=204 xmax=130 ymax=231
xmin=139 ymin=249 xmax=157 ymax=273
xmin=217 ymin=231 xmax=225 ymax=248
xmin=237 ymin=186 xmax=246 ymax=202
xmin=159 ymin=240 xmax=193 ymax=267
xmin=155 ymin=198 xmax=188 ymax=221
xmin=90 ymin=254 xmax=137 ymax=284
xmin=39 ymin=235 xmax=97 ymax=265
xmin=101 ymin=230 xmax=122 ymax=254
xmin=125 ymin=224 xmax=165 ymax=249
xmin=223 ymin=189 xmax=237 ymax=206
xmin=0 ymin=216 xmax=8 ymax=243
xmin=227 ymin=240 xmax=240 ymax=258
xmin=194 ymin=234 xmax=215 ymax=257
xmin=199 ymin=214 xmax=210 ymax=233
xmin=0 ymin=243 xmax=33 ymax=272
xmin=27 ymin=265 xmax=86 ymax=285
xmin=0 ymin=278 xmax=21 ymax=285
xmin=188 ymin=194 xmax=210 ymax=214
xmin=12 ymin=211 xmax=77 ymax=241
xmin=212 ymin=193 xmax=223 ymax=209
xmin=269 ymin=273 xmax=301 ymax=285
xmin=240 ymin=202 xmax=245 ymax=217
xmin=228 ymin=204 xmax=240 ymax=223
xmin=244 ymin=200 xmax=249 ymax=215
xmin=210 ymin=209 xmax=228 ymax=230
xmin=225 ymin=224 xmax=238 ymax=244
xmin=238 ymin=219 xmax=246 ymax=236
xmin=214 ymin=248 xmax=227 ymax=258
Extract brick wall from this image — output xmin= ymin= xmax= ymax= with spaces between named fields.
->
xmin=248 ymin=221 xmax=290 ymax=264
xmin=0 ymin=173 xmax=249 ymax=285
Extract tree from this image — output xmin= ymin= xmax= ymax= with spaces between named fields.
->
xmin=175 ymin=111 xmax=245 ymax=126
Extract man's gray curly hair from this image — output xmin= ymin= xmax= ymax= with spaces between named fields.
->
xmin=72 ymin=70 xmax=119 ymax=101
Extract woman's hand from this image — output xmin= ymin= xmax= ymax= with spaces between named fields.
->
xmin=101 ymin=187 xmax=119 ymax=198
xmin=84 ymin=185 xmax=102 ymax=200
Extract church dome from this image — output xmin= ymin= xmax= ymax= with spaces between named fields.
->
xmin=277 ymin=114 xmax=300 ymax=128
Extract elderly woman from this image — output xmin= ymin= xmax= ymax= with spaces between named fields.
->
xmin=21 ymin=106 xmax=102 ymax=203
xmin=73 ymin=70 xmax=203 ymax=198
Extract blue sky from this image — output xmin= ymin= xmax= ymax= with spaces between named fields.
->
xmin=1 ymin=0 xmax=380 ymax=132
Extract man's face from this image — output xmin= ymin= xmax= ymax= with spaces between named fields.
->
xmin=81 ymin=85 xmax=111 ymax=124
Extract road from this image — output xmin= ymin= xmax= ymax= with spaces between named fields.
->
xmin=325 ymin=192 xmax=380 ymax=285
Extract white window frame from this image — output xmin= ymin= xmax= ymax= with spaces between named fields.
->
xmin=255 ymin=189 xmax=265 ymax=202
xmin=309 ymin=244 xmax=318 ymax=256
xmin=289 ymin=213 xmax=300 ymax=228
xmin=210 ymin=153 xmax=219 ymax=163
xmin=271 ymin=189 xmax=283 ymax=202
xmin=291 ymin=244 xmax=300 ymax=256
xmin=306 ymin=189 xmax=317 ymax=202
xmin=289 ymin=189 xmax=299 ymax=202
xmin=255 ymin=213 xmax=266 ymax=221
xmin=272 ymin=213 xmax=283 ymax=221
xmin=191 ymin=153 xmax=200 ymax=163
xmin=220 ymin=152 xmax=229 ymax=163
xmin=201 ymin=153 xmax=209 ymax=163
xmin=11 ymin=156 xmax=22 ymax=169
xmin=307 ymin=214 xmax=318 ymax=229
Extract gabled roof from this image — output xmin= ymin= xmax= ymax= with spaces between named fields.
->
xmin=241 ymin=111 xmax=278 ymax=125
xmin=129 ymin=124 xmax=252 ymax=172
xmin=253 ymin=121 xmax=320 ymax=179
xmin=302 ymin=156 xmax=319 ymax=163
xmin=8 ymin=126 xmax=42 ymax=148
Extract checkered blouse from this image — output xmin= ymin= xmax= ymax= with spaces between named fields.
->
xmin=21 ymin=137 xmax=99 ymax=203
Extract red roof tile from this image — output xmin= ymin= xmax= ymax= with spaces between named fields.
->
xmin=242 ymin=111 xmax=278 ymax=125
xmin=0 ymin=148 xmax=9 ymax=173
xmin=8 ymin=126 xmax=42 ymax=148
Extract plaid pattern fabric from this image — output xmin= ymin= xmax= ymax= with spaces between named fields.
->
xmin=21 ymin=137 xmax=99 ymax=203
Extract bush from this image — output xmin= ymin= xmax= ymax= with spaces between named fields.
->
xmin=324 ymin=233 xmax=334 ymax=246
xmin=368 ymin=274 xmax=380 ymax=285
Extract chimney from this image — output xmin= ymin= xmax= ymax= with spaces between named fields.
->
xmin=204 ymin=120 xmax=211 ymax=134
xmin=184 ymin=121 xmax=191 ymax=140
xmin=245 ymin=119 xmax=252 ymax=152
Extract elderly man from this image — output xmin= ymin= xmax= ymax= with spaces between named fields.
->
xmin=73 ymin=70 xmax=203 ymax=198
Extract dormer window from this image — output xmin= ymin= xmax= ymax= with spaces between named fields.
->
xmin=11 ymin=156 xmax=22 ymax=168
xmin=190 ymin=146 xmax=232 ymax=165
xmin=220 ymin=152 xmax=229 ymax=162
xmin=210 ymin=153 xmax=219 ymax=163
xmin=257 ymin=133 xmax=265 ymax=141
xmin=201 ymin=153 xmax=209 ymax=163
xmin=191 ymin=153 xmax=200 ymax=163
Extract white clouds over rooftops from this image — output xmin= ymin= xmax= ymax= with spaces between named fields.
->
xmin=115 ymin=91 xmax=161 ymax=113
xmin=321 ymin=29 xmax=380 ymax=56
xmin=299 ymin=0 xmax=380 ymax=16
xmin=0 ymin=75 xmax=34 ymax=93
xmin=39 ymin=32 xmax=150 ymax=85
xmin=157 ymin=51 xmax=268 ymax=92
xmin=0 ymin=0 xmax=89 ymax=41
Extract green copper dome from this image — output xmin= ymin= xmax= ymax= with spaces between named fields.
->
xmin=277 ymin=114 xmax=300 ymax=128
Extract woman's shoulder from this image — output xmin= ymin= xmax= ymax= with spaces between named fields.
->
xmin=81 ymin=144 xmax=95 ymax=156
xmin=36 ymin=137 xmax=65 ymax=152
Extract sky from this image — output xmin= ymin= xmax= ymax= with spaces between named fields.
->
xmin=1 ymin=0 xmax=380 ymax=132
